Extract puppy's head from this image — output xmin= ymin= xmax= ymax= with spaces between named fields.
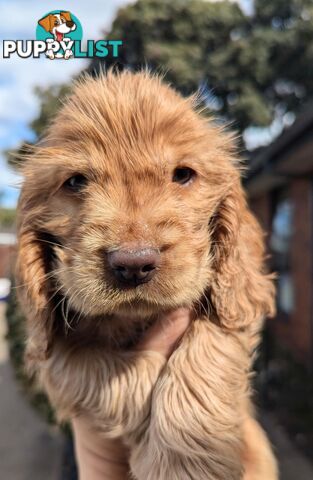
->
xmin=16 ymin=71 xmax=274 ymax=361
xmin=38 ymin=11 xmax=75 ymax=37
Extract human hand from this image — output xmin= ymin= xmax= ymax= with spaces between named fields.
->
xmin=135 ymin=307 xmax=192 ymax=358
xmin=72 ymin=307 xmax=191 ymax=479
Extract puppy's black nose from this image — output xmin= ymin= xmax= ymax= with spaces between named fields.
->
xmin=107 ymin=248 xmax=160 ymax=286
xmin=66 ymin=20 xmax=74 ymax=28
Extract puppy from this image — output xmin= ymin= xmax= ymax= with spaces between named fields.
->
xmin=38 ymin=11 xmax=76 ymax=60
xmin=16 ymin=71 xmax=278 ymax=480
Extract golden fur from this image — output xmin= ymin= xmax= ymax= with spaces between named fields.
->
xmin=16 ymin=71 xmax=278 ymax=479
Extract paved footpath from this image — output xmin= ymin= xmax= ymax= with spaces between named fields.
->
xmin=261 ymin=412 xmax=313 ymax=480
xmin=0 ymin=301 xmax=64 ymax=480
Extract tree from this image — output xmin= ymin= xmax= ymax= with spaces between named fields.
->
xmin=30 ymin=84 xmax=72 ymax=138
xmin=90 ymin=0 xmax=313 ymax=134
xmin=92 ymin=0 xmax=254 ymax=128
xmin=7 ymin=84 xmax=71 ymax=169
xmin=11 ymin=0 xmax=313 ymax=156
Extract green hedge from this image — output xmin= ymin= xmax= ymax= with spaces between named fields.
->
xmin=0 ymin=208 xmax=16 ymax=229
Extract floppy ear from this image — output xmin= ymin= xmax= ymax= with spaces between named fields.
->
xmin=60 ymin=11 xmax=72 ymax=22
xmin=208 ymin=179 xmax=275 ymax=336
xmin=38 ymin=14 xmax=53 ymax=32
xmin=16 ymin=196 xmax=56 ymax=367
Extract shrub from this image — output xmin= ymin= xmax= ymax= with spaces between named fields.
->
xmin=6 ymin=287 xmax=56 ymax=425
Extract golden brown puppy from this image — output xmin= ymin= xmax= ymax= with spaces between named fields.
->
xmin=16 ymin=71 xmax=278 ymax=480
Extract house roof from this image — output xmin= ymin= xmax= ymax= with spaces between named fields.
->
xmin=245 ymin=103 xmax=313 ymax=197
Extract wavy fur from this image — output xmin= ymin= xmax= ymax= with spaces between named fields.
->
xmin=16 ymin=71 xmax=278 ymax=479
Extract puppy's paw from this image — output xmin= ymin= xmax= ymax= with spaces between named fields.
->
xmin=64 ymin=50 xmax=73 ymax=60
xmin=46 ymin=50 xmax=55 ymax=60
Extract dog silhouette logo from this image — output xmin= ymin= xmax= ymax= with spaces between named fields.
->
xmin=36 ymin=10 xmax=83 ymax=59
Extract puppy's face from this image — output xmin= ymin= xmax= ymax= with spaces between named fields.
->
xmin=19 ymin=73 xmax=238 ymax=323
xmin=52 ymin=15 xmax=72 ymax=36
xmin=38 ymin=12 xmax=75 ymax=38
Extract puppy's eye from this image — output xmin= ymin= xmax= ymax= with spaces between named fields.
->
xmin=172 ymin=167 xmax=196 ymax=185
xmin=63 ymin=174 xmax=88 ymax=192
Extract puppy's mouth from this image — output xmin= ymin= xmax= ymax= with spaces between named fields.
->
xmin=56 ymin=31 xmax=64 ymax=42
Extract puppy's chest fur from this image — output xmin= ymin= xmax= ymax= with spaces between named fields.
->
xmin=60 ymin=309 xmax=157 ymax=350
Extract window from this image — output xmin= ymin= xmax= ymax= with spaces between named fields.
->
xmin=270 ymin=191 xmax=294 ymax=316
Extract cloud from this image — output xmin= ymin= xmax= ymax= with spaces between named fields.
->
xmin=0 ymin=56 xmax=86 ymax=125
xmin=0 ymin=0 xmax=131 ymax=207
xmin=0 ymin=0 xmax=131 ymax=40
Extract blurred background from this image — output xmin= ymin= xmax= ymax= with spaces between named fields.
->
xmin=1 ymin=0 xmax=313 ymax=478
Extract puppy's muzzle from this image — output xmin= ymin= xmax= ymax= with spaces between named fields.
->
xmin=107 ymin=248 xmax=160 ymax=287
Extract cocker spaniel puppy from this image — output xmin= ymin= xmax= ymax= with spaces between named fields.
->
xmin=16 ymin=71 xmax=278 ymax=479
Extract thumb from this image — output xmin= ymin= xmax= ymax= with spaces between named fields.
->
xmin=135 ymin=307 xmax=191 ymax=359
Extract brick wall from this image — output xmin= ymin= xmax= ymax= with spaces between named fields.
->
xmin=249 ymin=180 xmax=313 ymax=366
xmin=250 ymin=194 xmax=271 ymax=233
xmin=274 ymin=178 xmax=313 ymax=365
xmin=249 ymin=194 xmax=272 ymax=252
xmin=0 ymin=245 xmax=15 ymax=279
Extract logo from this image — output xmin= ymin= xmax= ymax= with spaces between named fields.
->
xmin=36 ymin=10 xmax=82 ymax=60
xmin=2 ymin=10 xmax=123 ymax=60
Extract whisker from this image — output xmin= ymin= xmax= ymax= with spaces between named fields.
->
xmin=13 ymin=265 xmax=77 ymax=291
xmin=36 ymin=238 xmax=75 ymax=253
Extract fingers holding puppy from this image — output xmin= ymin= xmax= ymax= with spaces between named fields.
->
xmin=135 ymin=307 xmax=192 ymax=359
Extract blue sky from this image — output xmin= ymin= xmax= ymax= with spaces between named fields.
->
xmin=0 ymin=0 xmax=131 ymax=207
xmin=0 ymin=0 xmax=282 ymax=208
